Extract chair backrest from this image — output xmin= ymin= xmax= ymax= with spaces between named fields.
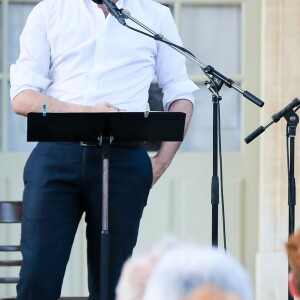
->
xmin=0 ymin=201 xmax=22 ymax=224
xmin=0 ymin=201 xmax=22 ymax=300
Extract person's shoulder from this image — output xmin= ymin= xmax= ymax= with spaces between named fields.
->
xmin=135 ymin=0 xmax=170 ymax=14
xmin=38 ymin=0 xmax=78 ymax=12
xmin=139 ymin=0 xmax=167 ymax=8
xmin=32 ymin=0 xmax=58 ymax=15
xmin=33 ymin=0 xmax=82 ymax=20
xmin=129 ymin=0 xmax=171 ymax=22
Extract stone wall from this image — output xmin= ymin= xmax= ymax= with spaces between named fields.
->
xmin=257 ymin=1 xmax=300 ymax=299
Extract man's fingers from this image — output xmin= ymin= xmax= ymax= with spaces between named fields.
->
xmin=105 ymin=103 xmax=125 ymax=112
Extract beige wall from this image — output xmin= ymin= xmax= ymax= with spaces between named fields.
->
xmin=257 ymin=1 xmax=300 ymax=299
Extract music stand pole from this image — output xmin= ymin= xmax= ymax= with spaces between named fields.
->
xmin=99 ymin=135 xmax=113 ymax=300
xmin=284 ymin=110 xmax=298 ymax=300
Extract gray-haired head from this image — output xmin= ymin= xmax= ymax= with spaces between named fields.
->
xmin=116 ymin=235 xmax=179 ymax=300
xmin=142 ymin=245 xmax=253 ymax=300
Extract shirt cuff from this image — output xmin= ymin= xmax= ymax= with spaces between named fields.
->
xmin=165 ymin=93 xmax=195 ymax=111
xmin=10 ymin=63 xmax=52 ymax=100
xmin=162 ymin=77 xmax=199 ymax=111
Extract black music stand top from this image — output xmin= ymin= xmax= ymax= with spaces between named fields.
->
xmin=27 ymin=112 xmax=186 ymax=143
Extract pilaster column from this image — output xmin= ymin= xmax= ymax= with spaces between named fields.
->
xmin=257 ymin=1 xmax=300 ymax=299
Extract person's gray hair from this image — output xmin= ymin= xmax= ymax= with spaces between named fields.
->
xmin=142 ymin=245 xmax=253 ymax=300
xmin=116 ymin=235 xmax=179 ymax=300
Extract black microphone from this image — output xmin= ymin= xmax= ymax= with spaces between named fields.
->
xmin=271 ymin=98 xmax=300 ymax=123
xmin=244 ymin=97 xmax=300 ymax=144
xmin=92 ymin=0 xmax=126 ymax=25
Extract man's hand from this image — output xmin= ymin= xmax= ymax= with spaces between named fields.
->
xmin=150 ymin=155 xmax=169 ymax=187
xmin=92 ymin=102 xmax=125 ymax=112
xmin=149 ymin=99 xmax=193 ymax=187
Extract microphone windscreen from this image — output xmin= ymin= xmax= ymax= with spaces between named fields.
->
xmin=92 ymin=0 xmax=103 ymax=4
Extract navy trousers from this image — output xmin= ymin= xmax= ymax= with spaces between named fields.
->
xmin=16 ymin=142 xmax=152 ymax=300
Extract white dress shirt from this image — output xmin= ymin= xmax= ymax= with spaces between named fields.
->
xmin=10 ymin=0 xmax=198 ymax=112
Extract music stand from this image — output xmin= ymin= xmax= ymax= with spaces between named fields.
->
xmin=27 ymin=111 xmax=186 ymax=300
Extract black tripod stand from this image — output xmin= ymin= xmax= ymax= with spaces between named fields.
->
xmin=245 ymin=97 xmax=300 ymax=300
xmin=284 ymin=109 xmax=299 ymax=300
xmin=284 ymin=109 xmax=298 ymax=238
xmin=204 ymin=74 xmax=223 ymax=247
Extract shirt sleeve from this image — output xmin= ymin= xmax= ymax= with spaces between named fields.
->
xmin=10 ymin=2 xmax=52 ymax=101
xmin=155 ymin=7 xmax=199 ymax=111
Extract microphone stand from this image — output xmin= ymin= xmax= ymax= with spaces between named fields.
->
xmin=285 ymin=110 xmax=298 ymax=300
xmin=245 ymin=102 xmax=300 ymax=300
xmin=204 ymin=79 xmax=223 ymax=246
xmin=284 ymin=109 xmax=298 ymax=238
xmin=118 ymin=8 xmax=264 ymax=248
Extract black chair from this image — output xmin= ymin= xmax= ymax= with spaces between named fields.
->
xmin=0 ymin=201 xmax=87 ymax=300
xmin=0 ymin=201 xmax=22 ymax=300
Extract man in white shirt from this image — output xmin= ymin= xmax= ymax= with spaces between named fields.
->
xmin=10 ymin=0 xmax=198 ymax=299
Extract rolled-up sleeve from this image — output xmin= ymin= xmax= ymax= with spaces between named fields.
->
xmin=10 ymin=2 xmax=52 ymax=100
xmin=155 ymin=7 xmax=199 ymax=111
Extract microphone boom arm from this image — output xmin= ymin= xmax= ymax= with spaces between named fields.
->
xmin=120 ymin=8 xmax=264 ymax=108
